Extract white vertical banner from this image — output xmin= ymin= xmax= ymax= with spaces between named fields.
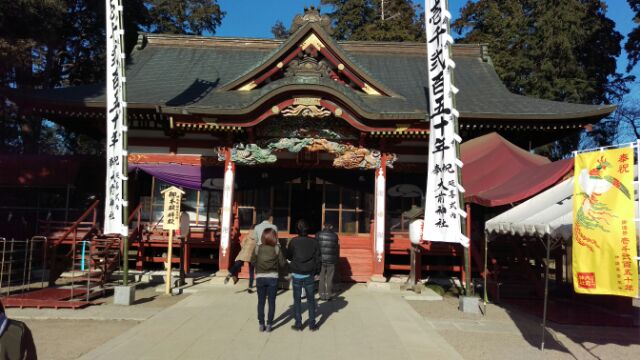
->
xmin=104 ymin=0 xmax=127 ymax=235
xmin=220 ymin=161 xmax=235 ymax=256
xmin=423 ymin=0 xmax=468 ymax=247
xmin=375 ymin=166 xmax=386 ymax=261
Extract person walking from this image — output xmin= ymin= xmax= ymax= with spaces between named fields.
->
xmin=287 ymin=219 xmax=321 ymax=331
xmin=316 ymin=223 xmax=339 ymax=301
xmin=251 ymin=228 xmax=285 ymax=332
xmin=224 ymin=225 xmax=257 ymax=292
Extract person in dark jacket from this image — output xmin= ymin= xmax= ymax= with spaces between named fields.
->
xmin=250 ymin=228 xmax=285 ymax=332
xmin=287 ymin=219 xmax=321 ymax=331
xmin=0 ymin=301 xmax=37 ymax=359
xmin=316 ymin=223 xmax=340 ymax=301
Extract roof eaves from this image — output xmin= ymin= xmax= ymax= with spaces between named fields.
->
xmin=459 ymin=104 xmax=616 ymax=121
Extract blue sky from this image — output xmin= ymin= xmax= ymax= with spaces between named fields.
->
xmin=215 ymin=0 xmax=640 ymax=98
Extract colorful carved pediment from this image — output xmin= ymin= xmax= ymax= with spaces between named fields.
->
xmin=222 ymin=21 xmax=395 ymax=98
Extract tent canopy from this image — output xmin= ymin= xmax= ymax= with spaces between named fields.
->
xmin=486 ymin=177 xmax=639 ymax=240
xmin=128 ymin=154 xmax=221 ymax=190
xmin=460 ymin=133 xmax=573 ymax=207
xmin=485 ymin=178 xmax=574 ymax=240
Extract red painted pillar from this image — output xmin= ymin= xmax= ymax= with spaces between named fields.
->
xmin=216 ymin=148 xmax=235 ymax=277
xmin=371 ymin=155 xmax=387 ymax=281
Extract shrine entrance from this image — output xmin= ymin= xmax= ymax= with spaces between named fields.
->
xmin=290 ymin=173 xmax=323 ymax=234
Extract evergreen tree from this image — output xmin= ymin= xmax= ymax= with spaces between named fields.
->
xmin=0 ymin=0 xmax=225 ymax=154
xmin=271 ymin=20 xmax=290 ymax=39
xmin=454 ymin=0 xmax=631 ymax=105
xmin=625 ymin=0 xmax=640 ymax=71
xmin=320 ymin=0 xmax=425 ymax=42
xmin=144 ymin=0 xmax=225 ymax=35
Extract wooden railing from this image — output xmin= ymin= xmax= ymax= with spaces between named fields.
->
xmin=127 ymin=202 xmax=144 ymax=242
xmin=47 ymin=200 xmax=100 ymax=247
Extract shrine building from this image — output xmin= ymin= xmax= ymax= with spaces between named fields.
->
xmin=6 ymin=7 xmax=615 ymax=282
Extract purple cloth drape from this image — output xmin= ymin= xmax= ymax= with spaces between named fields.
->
xmin=129 ymin=163 xmax=202 ymax=190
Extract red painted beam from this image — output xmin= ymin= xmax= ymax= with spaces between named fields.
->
xmin=250 ymin=47 xmax=303 ymax=88
xmin=318 ymin=48 xmax=367 ymax=89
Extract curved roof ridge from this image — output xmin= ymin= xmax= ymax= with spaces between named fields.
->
xmin=216 ymin=22 xmax=400 ymax=97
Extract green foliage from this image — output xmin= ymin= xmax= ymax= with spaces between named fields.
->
xmin=626 ymin=0 xmax=640 ymax=71
xmin=454 ymin=0 xmax=631 ymax=105
xmin=320 ymin=0 xmax=425 ymax=42
xmin=0 ymin=0 xmax=225 ymax=154
xmin=144 ymin=0 xmax=225 ymax=35
xmin=271 ymin=20 xmax=290 ymax=39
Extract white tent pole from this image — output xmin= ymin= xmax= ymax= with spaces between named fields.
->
xmin=540 ymin=233 xmax=551 ymax=351
xmin=483 ymin=230 xmax=489 ymax=316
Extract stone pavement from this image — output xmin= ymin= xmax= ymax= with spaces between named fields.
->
xmin=79 ymin=282 xmax=462 ymax=360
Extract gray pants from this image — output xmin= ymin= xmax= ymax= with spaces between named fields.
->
xmin=319 ymin=264 xmax=335 ymax=299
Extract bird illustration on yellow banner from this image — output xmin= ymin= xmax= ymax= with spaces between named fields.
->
xmin=575 ymin=155 xmax=631 ymax=251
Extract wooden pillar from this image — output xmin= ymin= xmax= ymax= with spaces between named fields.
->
xmin=462 ymin=203 xmax=472 ymax=285
xmin=371 ymin=154 xmax=387 ymax=281
xmin=216 ymin=147 xmax=235 ymax=277
xmin=415 ymin=244 xmax=423 ymax=283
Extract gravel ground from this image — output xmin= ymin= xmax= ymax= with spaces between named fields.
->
xmin=23 ymin=319 xmax=137 ymax=360
xmin=408 ymin=296 xmax=640 ymax=360
xmin=6 ymin=283 xmax=189 ymax=360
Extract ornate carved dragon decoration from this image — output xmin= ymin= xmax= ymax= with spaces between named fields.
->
xmin=218 ymin=138 xmax=397 ymax=170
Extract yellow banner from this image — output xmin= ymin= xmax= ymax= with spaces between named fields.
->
xmin=573 ymin=147 xmax=638 ymax=297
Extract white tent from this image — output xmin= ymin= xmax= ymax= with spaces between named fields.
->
xmin=486 ymin=177 xmax=639 ymax=240
xmin=483 ymin=175 xmax=639 ymax=351
xmin=486 ymin=178 xmax=574 ymax=240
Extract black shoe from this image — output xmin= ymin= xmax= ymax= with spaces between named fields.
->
xmin=266 ymin=324 xmax=273 ymax=332
xmin=309 ymin=324 xmax=319 ymax=332
xmin=259 ymin=324 xmax=266 ymax=332
xmin=224 ymin=275 xmax=230 ymax=284
xmin=247 ymin=288 xmax=254 ymax=294
xmin=291 ymin=324 xmax=303 ymax=331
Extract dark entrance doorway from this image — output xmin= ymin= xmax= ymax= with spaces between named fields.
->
xmin=290 ymin=173 xmax=323 ymax=235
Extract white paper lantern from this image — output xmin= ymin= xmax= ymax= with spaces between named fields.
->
xmin=409 ymin=219 xmax=424 ymax=245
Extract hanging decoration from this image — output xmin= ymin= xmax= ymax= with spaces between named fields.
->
xmin=104 ymin=0 xmax=127 ymax=236
xmin=422 ymin=0 xmax=468 ymax=247
xmin=572 ymin=147 xmax=638 ymax=297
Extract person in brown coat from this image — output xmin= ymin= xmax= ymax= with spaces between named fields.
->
xmin=225 ymin=225 xmax=257 ymax=291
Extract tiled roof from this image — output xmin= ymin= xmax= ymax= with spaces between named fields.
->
xmin=7 ymin=30 xmax=614 ymax=123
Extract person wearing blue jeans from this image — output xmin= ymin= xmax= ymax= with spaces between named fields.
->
xmin=251 ymin=227 xmax=285 ymax=332
xmin=292 ymin=274 xmax=316 ymax=329
xmin=256 ymin=276 xmax=278 ymax=328
xmin=287 ymin=219 xmax=321 ymax=331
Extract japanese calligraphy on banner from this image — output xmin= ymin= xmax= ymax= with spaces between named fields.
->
xmin=573 ymin=147 xmax=638 ymax=297
xmin=422 ymin=0 xmax=468 ymax=247
xmin=104 ymin=0 xmax=127 ymax=235
xmin=161 ymin=186 xmax=184 ymax=230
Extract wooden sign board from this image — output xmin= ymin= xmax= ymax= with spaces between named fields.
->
xmin=161 ymin=186 xmax=185 ymax=230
